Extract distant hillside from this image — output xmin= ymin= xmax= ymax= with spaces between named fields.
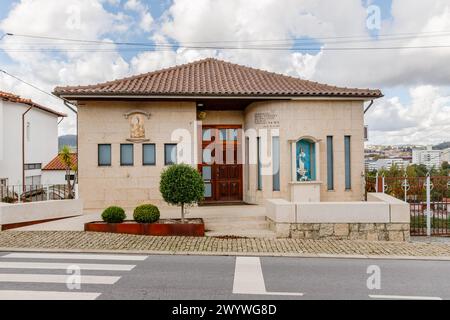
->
xmin=434 ymin=141 xmax=450 ymax=150
xmin=58 ymin=135 xmax=77 ymax=151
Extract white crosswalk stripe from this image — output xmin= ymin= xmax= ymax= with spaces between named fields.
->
xmin=0 ymin=290 xmax=101 ymax=300
xmin=4 ymin=253 xmax=147 ymax=261
xmin=0 ymin=252 xmax=148 ymax=300
xmin=233 ymin=257 xmax=303 ymax=296
xmin=0 ymin=261 xmax=135 ymax=271
xmin=0 ymin=274 xmax=120 ymax=284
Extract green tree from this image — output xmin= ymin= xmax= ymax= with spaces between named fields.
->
xmin=159 ymin=164 xmax=204 ymax=223
xmin=60 ymin=145 xmax=76 ymax=199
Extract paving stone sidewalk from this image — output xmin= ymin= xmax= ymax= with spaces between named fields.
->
xmin=1 ymin=231 xmax=450 ymax=258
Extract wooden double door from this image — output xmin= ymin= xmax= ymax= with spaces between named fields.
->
xmin=199 ymin=125 xmax=243 ymax=203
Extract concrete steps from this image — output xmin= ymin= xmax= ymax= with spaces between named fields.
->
xmin=204 ymin=215 xmax=276 ymax=239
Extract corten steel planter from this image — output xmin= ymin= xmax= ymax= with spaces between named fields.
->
xmin=84 ymin=219 xmax=205 ymax=237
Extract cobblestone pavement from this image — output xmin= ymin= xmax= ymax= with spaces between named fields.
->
xmin=0 ymin=231 xmax=450 ymax=258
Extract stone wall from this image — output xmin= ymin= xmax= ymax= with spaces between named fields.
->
xmin=265 ymin=194 xmax=411 ymax=242
xmin=268 ymin=220 xmax=410 ymax=241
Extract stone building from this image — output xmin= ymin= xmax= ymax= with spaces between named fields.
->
xmin=54 ymin=58 xmax=383 ymax=210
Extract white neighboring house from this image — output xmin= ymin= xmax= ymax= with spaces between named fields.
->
xmin=412 ymin=146 xmax=442 ymax=169
xmin=0 ymin=91 xmax=66 ymax=189
xmin=42 ymin=153 xmax=77 ymax=185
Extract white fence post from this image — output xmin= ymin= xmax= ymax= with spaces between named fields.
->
xmin=426 ymin=174 xmax=431 ymax=237
xmin=74 ymin=184 xmax=79 ymax=200
xmin=375 ymin=172 xmax=378 ymax=193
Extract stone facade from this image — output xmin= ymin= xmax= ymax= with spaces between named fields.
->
xmin=77 ymin=100 xmax=196 ymax=209
xmin=268 ymin=220 xmax=410 ymax=242
xmin=244 ymin=100 xmax=365 ymax=204
xmin=77 ymin=99 xmax=366 ymax=210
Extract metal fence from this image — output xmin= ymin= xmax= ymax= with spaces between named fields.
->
xmin=365 ymin=174 xmax=450 ymax=236
xmin=0 ymin=184 xmax=72 ymax=203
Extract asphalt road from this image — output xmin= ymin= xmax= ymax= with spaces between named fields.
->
xmin=0 ymin=251 xmax=448 ymax=300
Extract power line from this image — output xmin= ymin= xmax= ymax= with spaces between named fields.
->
xmin=0 ymin=69 xmax=77 ymax=114
xmin=3 ymin=32 xmax=450 ymax=53
xmin=7 ymin=30 xmax=450 ymax=45
xmin=2 ymin=44 xmax=450 ymax=53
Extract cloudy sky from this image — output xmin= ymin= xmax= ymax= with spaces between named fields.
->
xmin=0 ymin=0 xmax=449 ymax=145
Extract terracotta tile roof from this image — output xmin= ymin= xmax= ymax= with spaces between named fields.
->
xmin=54 ymin=58 xmax=382 ymax=99
xmin=0 ymin=91 xmax=67 ymax=117
xmin=43 ymin=153 xmax=77 ymax=171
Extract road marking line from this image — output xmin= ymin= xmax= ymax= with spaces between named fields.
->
xmin=0 ymin=262 xmax=135 ymax=271
xmin=4 ymin=253 xmax=147 ymax=261
xmin=369 ymin=294 xmax=442 ymax=300
xmin=0 ymin=290 xmax=100 ymax=300
xmin=0 ymin=273 xmax=121 ymax=284
xmin=233 ymin=257 xmax=303 ymax=296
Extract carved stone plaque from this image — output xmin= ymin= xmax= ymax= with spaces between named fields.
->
xmin=254 ymin=112 xmax=279 ymax=128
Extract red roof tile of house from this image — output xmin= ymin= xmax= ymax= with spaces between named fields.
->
xmin=0 ymin=91 xmax=67 ymax=117
xmin=43 ymin=153 xmax=77 ymax=171
xmin=54 ymin=58 xmax=382 ymax=99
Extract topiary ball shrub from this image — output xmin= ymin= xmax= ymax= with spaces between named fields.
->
xmin=133 ymin=204 xmax=160 ymax=223
xmin=101 ymin=206 xmax=126 ymax=223
xmin=2 ymin=196 xmax=16 ymax=203
xmin=160 ymin=164 xmax=204 ymax=223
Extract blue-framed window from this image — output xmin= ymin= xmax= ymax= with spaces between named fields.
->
xmin=98 ymin=144 xmax=111 ymax=166
xmin=120 ymin=144 xmax=134 ymax=166
xmin=143 ymin=144 xmax=156 ymax=166
xmin=164 ymin=144 xmax=177 ymax=165
xmin=272 ymin=136 xmax=280 ymax=191
xmin=327 ymin=136 xmax=334 ymax=190
xmin=257 ymin=137 xmax=262 ymax=190
xmin=344 ymin=136 xmax=351 ymax=190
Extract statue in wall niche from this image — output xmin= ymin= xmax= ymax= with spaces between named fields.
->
xmin=130 ymin=114 xmax=146 ymax=139
xmin=296 ymin=139 xmax=315 ymax=181
xmin=297 ymin=147 xmax=309 ymax=181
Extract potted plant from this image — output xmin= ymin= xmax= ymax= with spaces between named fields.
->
xmin=85 ymin=206 xmax=129 ymax=233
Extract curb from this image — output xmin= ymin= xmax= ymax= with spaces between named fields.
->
xmin=0 ymin=247 xmax=450 ymax=261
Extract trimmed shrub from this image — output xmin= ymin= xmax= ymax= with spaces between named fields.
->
xmin=2 ymin=196 xmax=16 ymax=204
xmin=133 ymin=204 xmax=160 ymax=223
xmin=101 ymin=206 xmax=126 ymax=223
xmin=160 ymin=164 xmax=204 ymax=223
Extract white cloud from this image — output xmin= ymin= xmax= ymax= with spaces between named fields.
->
xmin=0 ymin=0 xmax=133 ymax=135
xmin=124 ymin=0 xmax=154 ymax=32
xmin=1 ymin=0 xmax=449 ymax=145
xmin=366 ymin=86 xmax=450 ymax=145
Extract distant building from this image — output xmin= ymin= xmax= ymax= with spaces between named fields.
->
xmin=0 ymin=91 xmax=66 ymax=187
xmin=412 ymin=146 xmax=442 ymax=169
xmin=42 ymin=153 xmax=77 ymax=185
xmin=442 ymin=148 xmax=450 ymax=164
xmin=365 ymin=158 xmax=410 ymax=171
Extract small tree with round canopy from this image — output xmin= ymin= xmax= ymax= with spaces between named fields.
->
xmin=159 ymin=164 xmax=204 ymax=223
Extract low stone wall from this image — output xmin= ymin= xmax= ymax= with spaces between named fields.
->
xmin=268 ymin=220 xmax=410 ymax=241
xmin=0 ymin=199 xmax=83 ymax=230
xmin=266 ymin=193 xmax=411 ymax=241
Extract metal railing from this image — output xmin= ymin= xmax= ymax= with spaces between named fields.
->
xmin=365 ymin=174 xmax=450 ymax=236
xmin=0 ymin=184 xmax=73 ymax=203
